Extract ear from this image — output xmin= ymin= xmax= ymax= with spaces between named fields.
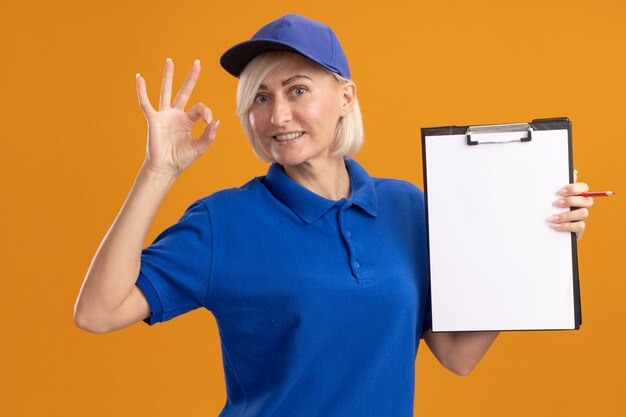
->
xmin=338 ymin=81 xmax=356 ymax=117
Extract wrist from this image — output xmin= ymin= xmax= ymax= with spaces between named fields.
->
xmin=138 ymin=163 xmax=179 ymax=185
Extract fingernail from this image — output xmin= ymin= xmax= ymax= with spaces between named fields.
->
xmin=211 ymin=119 xmax=220 ymax=132
xmin=215 ymin=119 xmax=220 ymax=128
xmin=166 ymin=57 xmax=172 ymax=62
xmin=554 ymin=199 xmax=565 ymax=207
xmin=558 ymin=188 xmax=568 ymax=195
xmin=136 ymin=72 xmax=141 ymax=78
xmin=194 ymin=59 xmax=201 ymax=65
xmin=549 ymin=215 xmax=560 ymax=222
xmin=550 ymin=223 xmax=562 ymax=230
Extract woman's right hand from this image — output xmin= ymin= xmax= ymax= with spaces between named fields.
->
xmin=136 ymin=58 xmax=219 ymax=177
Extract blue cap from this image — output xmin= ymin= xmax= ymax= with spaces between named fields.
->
xmin=220 ymin=14 xmax=351 ymax=79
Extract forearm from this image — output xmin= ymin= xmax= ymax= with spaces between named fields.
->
xmin=423 ymin=330 xmax=500 ymax=376
xmin=448 ymin=331 xmax=499 ymax=373
xmin=74 ymin=164 xmax=177 ymax=321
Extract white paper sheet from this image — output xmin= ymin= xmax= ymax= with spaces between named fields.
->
xmin=424 ymin=128 xmax=577 ymax=331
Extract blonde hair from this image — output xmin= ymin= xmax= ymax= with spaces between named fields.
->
xmin=236 ymin=51 xmax=364 ymax=163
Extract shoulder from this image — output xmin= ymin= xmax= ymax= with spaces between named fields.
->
xmin=195 ymin=176 xmax=271 ymax=213
xmin=372 ymin=177 xmax=424 ymax=201
xmin=369 ymin=176 xmax=425 ymax=221
xmin=156 ymin=176 xmax=270 ymax=241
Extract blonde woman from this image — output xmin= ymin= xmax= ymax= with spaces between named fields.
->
xmin=74 ymin=14 xmax=593 ymax=417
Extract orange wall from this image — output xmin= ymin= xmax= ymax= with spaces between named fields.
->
xmin=2 ymin=0 xmax=625 ymax=416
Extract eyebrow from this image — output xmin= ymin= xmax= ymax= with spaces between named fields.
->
xmin=258 ymin=75 xmax=313 ymax=91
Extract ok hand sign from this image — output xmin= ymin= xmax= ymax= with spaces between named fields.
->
xmin=136 ymin=58 xmax=219 ymax=177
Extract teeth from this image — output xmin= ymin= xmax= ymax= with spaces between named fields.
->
xmin=274 ymin=132 xmax=304 ymax=141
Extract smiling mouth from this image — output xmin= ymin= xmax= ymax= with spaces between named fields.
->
xmin=273 ymin=131 xmax=305 ymax=141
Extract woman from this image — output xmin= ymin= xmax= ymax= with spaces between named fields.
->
xmin=74 ymin=14 xmax=593 ymax=417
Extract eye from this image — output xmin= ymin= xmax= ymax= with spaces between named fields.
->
xmin=254 ymin=94 xmax=269 ymax=103
xmin=292 ymin=86 xmax=307 ymax=96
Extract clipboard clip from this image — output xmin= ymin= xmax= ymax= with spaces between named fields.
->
xmin=467 ymin=123 xmax=533 ymax=146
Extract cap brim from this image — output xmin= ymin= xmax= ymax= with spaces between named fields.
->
xmin=220 ymin=40 xmax=302 ymax=78
xmin=219 ymin=39 xmax=340 ymax=78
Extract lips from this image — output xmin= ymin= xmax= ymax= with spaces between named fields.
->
xmin=273 ymin=131 xmax=305 ymax=141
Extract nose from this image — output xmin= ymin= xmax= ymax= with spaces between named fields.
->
xmin=270 ymin=97 xmax=292 ymax=127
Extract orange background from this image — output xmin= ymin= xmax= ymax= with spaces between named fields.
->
xmin=2 ymin=0 xmax=625 ymax=416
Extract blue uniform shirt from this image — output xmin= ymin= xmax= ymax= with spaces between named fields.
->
xmin=135 ymin=158 xmax=432 ymax=417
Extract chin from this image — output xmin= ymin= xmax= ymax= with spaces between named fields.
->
xmin=274 ymin=156 xmax=306 ymax=168
xmin=268 ymin=150 xmax=306 ymax=167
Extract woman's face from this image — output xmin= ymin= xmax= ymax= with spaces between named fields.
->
xmin=248 ymin=53 xmax=353 ymax=169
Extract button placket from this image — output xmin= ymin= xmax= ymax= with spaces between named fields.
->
xmin=338 ymin=203 xmax=360 ymax=283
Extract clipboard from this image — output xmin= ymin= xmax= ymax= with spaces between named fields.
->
xmin=421 ymin=117 xmax=581 ymax=332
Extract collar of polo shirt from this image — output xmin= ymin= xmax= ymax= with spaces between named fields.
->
xmin=264 ymin=158 xmax=378 ymax=224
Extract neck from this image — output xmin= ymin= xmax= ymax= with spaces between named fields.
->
xmin=283 ymin=157 xmax=351 ymax=201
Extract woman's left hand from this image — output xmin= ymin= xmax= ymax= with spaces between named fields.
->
xmin=549 ymin=169 xmax=593 ymax=240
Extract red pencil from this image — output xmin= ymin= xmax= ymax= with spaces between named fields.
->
xmin=576 ymin=191 xmax=616 ymax=197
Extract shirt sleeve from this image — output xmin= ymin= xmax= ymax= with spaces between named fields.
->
xmin=135 ymin=199 xmax=213 ymax=325
xmin=414 ymin=185 xmax=432 ymax=338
